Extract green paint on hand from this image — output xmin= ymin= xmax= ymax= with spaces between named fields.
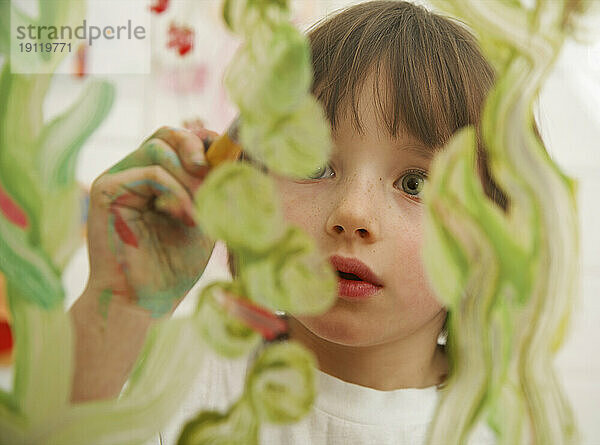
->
xmin=98 ymin=288 xmax=113 ymax=320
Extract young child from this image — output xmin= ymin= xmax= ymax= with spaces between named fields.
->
xmin=71 ymin=1 xmax=505 ymax=443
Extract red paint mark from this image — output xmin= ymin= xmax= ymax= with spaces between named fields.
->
xmin=110 ymin=207 xmax=138 ymax=248
xmin=167 ymin=23 xmax=194 ymax=56
xmin=0 ymin=320 xmax=13 ymax=354
xmin=221 ymin=292 xmax=287 ymax=341
xmin=150 ymin=0 xmax=169 ymax=14
xmin=182 ymin=210 xmax=196 ymax=228
xmin=192 ymin=64 xmax=207 ymax=91
xmin=0 ymin=183 xmax=28 ymax=228
xmin=113 ymin=193 xmax=137 ymax=207
xmin=74 ymin=43 xmax=87 ymax=78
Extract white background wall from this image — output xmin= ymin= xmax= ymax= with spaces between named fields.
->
xmin=37 ymin=0 xmax=600 ymax=442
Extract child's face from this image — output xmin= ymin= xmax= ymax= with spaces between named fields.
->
xmin=273 ymin=88 xmax=447 ymax=347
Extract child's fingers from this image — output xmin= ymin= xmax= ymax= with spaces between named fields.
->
xmin=182 ymin=120 xmax=220 ymax=146
xmin=150 ymin=126 xmax=216 ymax=175
xmin=107 ymin=138 xmax=207 ymax=197
xmin=190 ymin=127 xmax=220 ymax=146
xmin=97 ymin=165 xmax=196 ymax=227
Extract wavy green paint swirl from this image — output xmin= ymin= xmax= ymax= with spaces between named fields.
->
xmin=423 ymin=1 xmax=593 ymax=444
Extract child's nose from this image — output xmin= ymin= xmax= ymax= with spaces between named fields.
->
xmin=326 ymin=183 xmax=380 ymax=243
xmin=329 ymin=223 xmax=372 ymax=240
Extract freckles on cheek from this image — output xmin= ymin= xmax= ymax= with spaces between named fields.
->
xmin=281 ymin=196 xmax=304 ymax=223
xmin=276 ymin=186 xmax=315 ymax=228
xmin=276 ymin=193 xmax=300 ymax=226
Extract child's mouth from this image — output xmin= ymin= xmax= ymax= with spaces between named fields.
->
xmin=329 ymin=255 xmax=383 ymax=300
xmin=335 ymin=269 xmax=382 ymax=300
xmin=337 ymin=271 xmax=363 ymax=281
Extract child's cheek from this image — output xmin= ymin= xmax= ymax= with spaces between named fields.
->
xmin=280 ymin=194 xmax=305 ymax=224
xmin=391 ymin=216 xmax=444 ymax=309
xmin=274 ymin=180 xmax=322 ymax=232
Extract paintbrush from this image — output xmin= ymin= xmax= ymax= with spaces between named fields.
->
xmin=203 ymin=117 xmax=242 ymax=167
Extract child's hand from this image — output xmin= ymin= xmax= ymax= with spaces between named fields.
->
xmin=85 ymin=125 xmax=219 ymax=317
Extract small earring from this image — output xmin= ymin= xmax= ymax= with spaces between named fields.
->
xmin=437 ymin=328 xmax=448 ymax=346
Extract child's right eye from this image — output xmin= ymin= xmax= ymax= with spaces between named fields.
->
xmin=305 ymin=164 xmax=335 ymax=180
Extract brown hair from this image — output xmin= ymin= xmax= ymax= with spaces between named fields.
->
xmin=307 ymin=0 xmax=508 ymax=211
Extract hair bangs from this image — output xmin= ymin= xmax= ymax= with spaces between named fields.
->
xmin=308 ymin=1 xmax=494 ymax=149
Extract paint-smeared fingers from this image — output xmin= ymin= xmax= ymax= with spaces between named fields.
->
xmin=151 ymin=126 xmax=216 ymax=175
xmin=97 ymin=165 xmax=196 ymax=227
xmin=108 ymin=137 xmax=205 ymax=198
xmin=182 ymin=120 xmax=220 ymax=149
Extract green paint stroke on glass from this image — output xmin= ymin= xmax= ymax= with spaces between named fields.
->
xmin=246 ymin=341 xmax=316 ymax=424
xmin=0 ymin=2 xmax=214 ymax=444
xmin=194 ymin=162 xmax=285 ymax=252
xmin=422 ymin=1 xmax=597 ymax=444
xmin=182 ymin=0 xmax=337 ymax=441
xmin=178 ymin=341 xmax=316 ymax=445
xmin=0 ymin=0 xmax=115 ymax=305
xmin=43 ymin=317 xmax=207 ymax=445
xmin=195 ymin=282 xmax=262 ymax=359
xmin=3 ymin=0 xmax=341 ymax=443
xmin=178 ymin=398 xmax=259 ymax=445
xmin=223 ymin=0 xmax=332 ymax=178
xmin=239 ymin=226 xmax=336 ymax=315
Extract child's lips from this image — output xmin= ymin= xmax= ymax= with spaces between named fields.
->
xmin=329 ymin=255 xmax=383 ymax=300
xmin=336 ymin=277 xmax=382 ymax=300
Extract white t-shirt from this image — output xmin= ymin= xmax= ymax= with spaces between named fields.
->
xmin=153 ymin=349 xmax=497 ymax=445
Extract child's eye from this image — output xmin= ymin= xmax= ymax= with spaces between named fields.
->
xmin=306 ymin=164 xmax=335 ymax=180
xmin=394 ymin=170 xmax=427 ymax=198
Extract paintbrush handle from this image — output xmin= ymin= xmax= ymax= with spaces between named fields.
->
xmin=205 ymin=117 xmax=242 ymax=167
